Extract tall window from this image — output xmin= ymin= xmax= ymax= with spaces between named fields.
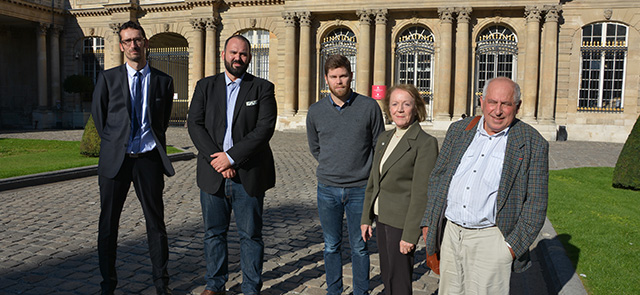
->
xmin=474 ymin=25 xmax=517 ymax=107
xmin=241 ymin=30 xmax=270 ymax=80
xmin=320 ymin=28 xmax=357 ymax=98
xmin=578 ymin=23 xmax=627 ymax=112
xmin=395 ymin=26 xmax=435 ymax=121
xmin=83 ymin=37 xmax=104 ymax=83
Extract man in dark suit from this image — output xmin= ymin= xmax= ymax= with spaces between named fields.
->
xmin=421 ymin=77 xmax=549 ymax=294
xmin=187 ymin=35 xmax=277 ymax=295
xmin=92 ymin=21 xmax=175 ymax=295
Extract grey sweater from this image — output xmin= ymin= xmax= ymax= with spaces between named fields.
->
xmin=306 ymin=92 xmax=385 ymax=187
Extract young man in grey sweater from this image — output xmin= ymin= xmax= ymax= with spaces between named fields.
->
xmin=306 ymin=54 xmax=385 ymax=295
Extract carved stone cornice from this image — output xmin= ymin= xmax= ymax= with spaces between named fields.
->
xmin=297 ymin=11 xmax=312 ymax=27
xmin=357 ymin=9 xmax=373 ymax=25
xmin=544 ymin=5 xmax=560 ymax=23
xmin=226 ymin=0 xmax=284 ymax=7
xmin=282 ymin=11 xmax=296 ymax=27
xmin=525 ymin=5 xmax=542 ymax=23
xmin=456 ymin=7 xmax=472 ymax=23
xmin=438 ymin=7 xmax=454 ymax=23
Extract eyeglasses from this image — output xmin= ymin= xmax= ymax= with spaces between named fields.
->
xmin=120 ymin=38 xmax=145 ymax=46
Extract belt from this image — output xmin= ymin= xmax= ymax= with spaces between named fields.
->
xmin=126 ymin=151 xmax=150 ymax=158
xmin=451 ymin=220 xmax=496 ymax=230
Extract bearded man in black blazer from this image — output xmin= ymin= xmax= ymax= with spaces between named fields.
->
xmin=187 ymin=35 xmax=277 ymax=295
xmin=92 ymin=21 xmax=175 ymax=295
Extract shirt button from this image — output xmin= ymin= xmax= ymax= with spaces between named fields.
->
xmin=463 ymin=223 xmax=466 ymax=226
xmin=463 ymin=205 xmax=466 ymax=208
xmin=473 ymin=170 xmax=477 ymax=173
xmin=466 ymin=187 xmax=470 ymax=190
xmin=481 ymin=154 xmax=485 ymax=157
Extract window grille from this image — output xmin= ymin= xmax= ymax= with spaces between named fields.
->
xmin=83 ymin=37 xmax=104 ymax=83
xmin=241 ymin=30 xmax=270 ymax=80
xmin=578 ymin=22 xmax=627 ymax=112
xmin=319 ymin=28 xmax=357 ymax=98
xmin=474 ymin=26 xmax=517 ymax=109
xmin=395 ymin=26 xmax=434 ymax=121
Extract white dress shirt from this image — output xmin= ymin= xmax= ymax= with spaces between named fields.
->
xmin=445 ymin=116 xmax=509 ymax=228
xmin=125 ymin=63 xmax=156 ymax=154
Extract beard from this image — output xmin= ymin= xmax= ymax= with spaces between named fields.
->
xmin=224 ymin=58 xmax=249 ymax=78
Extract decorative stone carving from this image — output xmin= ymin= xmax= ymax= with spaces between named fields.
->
xmin=545 ymin=5 xmax=560 ymax=22
xmin=282 ymin=11 xmax=296 ymax=27
xmin=604 ymin=9 xmax=612 ymax=20
xmin=438 ymin=7 xmax=454 ymax=23
xmin=109 ymin=23 xmax=121 ymax=35
xmin=38 ymin=23 xmax=49 ymax=35
xmin=190 ymin=19 xmax=205 ymax=30
xmin=357 ymin=9 xmax=373 ymax=25
xmin=456 ymin=7 xmax=472 ymax=23
xmin=525 ymin=6 xmax=542 ymax=22
xmin=205 ymin=17 xmax=219 ymax=30
xmin=297 ymin=11 xmax=311 ymax=27
xmin=375 ymin=9 xmax=388 ymax=24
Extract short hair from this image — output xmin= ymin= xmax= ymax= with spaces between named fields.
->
xmin=224 ymin=34 xmax=252 ymax=53
xmin=383 ymin=84 xmax=427 ymax=123
xmin=118 ymin=21 xmax=146 ymax=42
xmin=324 ymin=54 xmax=352 ymax=76
xmin=482 ymin=77 xmax=522 ymax=105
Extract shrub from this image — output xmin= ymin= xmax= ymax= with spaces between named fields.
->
xmin=612 ymin=114 xmax=640 ymax=190
xmin=80 ymin=115 xmax=101 ymax=157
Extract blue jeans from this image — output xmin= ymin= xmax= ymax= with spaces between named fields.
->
xmin=200 ymin=179 xmax=264 ymax=294
xmin=317 ymin=183 xmax=370 ymax=295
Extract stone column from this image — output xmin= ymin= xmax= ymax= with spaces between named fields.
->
xmin=50 ymin=25 xmax=62 ymax=106
xmin=37 ymin=23 xmax=48 ymax=109
xmin=190 ymin=19 xmax=205 ymax=101
xmin=539 ymin=5 xmax=560 ymax=122
xmin=435 ymin=7 xmax=454 ymax=120
xmin=204 ymin=18 xmax=218 ymax=77
xmin=373 ymin=9 xmax=388 ymax=88
xmin=356 ymin=10 xmax=372 ymax=96
xmin=282 ymin=12 xmax=297 ymax=115
xmin=453 ymin=7 xmax=471 ymax=118
xmin=523 ymin=6 xmax=541 ymax=120
xmin=108 ymin=23 xmax=123 ymax=68
xmin=297 ymin=11 xmax=312 ymax=114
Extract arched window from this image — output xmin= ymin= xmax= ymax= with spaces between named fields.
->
xmin=474 ymin=25 xmax=518 ymax=108
xmin=578 ymin=22 xmax=627 ymax=112
xmin=319 ymin=28 xmax=357 ymax=98
xmin=395 ymin=26 xmax=435 ymax=121
xmin=83 ymin=37 xmax=104 ymax=83
xmin=241 ymin=29 xmax=270 ymax=80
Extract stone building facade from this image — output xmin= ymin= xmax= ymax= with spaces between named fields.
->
xmin=1 ymin=0 xmax=638 ymax=142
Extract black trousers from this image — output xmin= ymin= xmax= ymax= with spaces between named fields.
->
xmin=97 ymin=149 xmax=169 ymax=294
xmin=377 ymin=220 xmax=415 ymax=295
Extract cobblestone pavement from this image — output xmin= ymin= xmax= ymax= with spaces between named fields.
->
xmin=0 ymin=127 xmax=624 ymax=294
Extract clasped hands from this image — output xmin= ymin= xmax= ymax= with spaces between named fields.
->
xmin=361 ymin=224 xmax=415 ymax=255
xmin=210 ymin=152 xmax=235 ymax=179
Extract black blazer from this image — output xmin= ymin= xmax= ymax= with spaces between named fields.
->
xmin=187 ymin=72 xmax=277 ymax=197
xmin=92 ymin=64 xmax=175 ymax=178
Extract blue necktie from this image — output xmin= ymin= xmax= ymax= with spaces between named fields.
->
xmin=130 ymin=71 xmax=143 ymax=153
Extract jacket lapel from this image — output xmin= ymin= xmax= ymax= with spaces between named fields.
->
xmin=233 ymin=74 xmax=254 ymax=124
xmin=148 ymin=67 xmax=157 ymax=125
xmin=214 ymin=74 xmax=227 ymax=144
xmin=497 ymin=119 xmax=525 ymax=211
xmin=120 ymin=65 xmax=132 ymax=117
xmin=380 ymin=122 xmax=419 ymax=178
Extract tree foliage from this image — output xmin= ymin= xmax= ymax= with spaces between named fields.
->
xmin=612 ymin=114 xmax=640 ymax=190
xmin=80 ymin=115 xmax=101 ymax=157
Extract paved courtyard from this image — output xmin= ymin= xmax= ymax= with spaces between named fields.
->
xmin=0 ymin=127 xmax=624 ymax=294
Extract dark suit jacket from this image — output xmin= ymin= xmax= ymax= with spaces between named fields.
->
xmin=187 ymin=72 xmax=277 ymax=197
xmin=421 ymin=117 xmax=549 ymax=272
xmin=361 ymin=121 xmax=439 ymax=244
xmin=92 ymin=64 xmax=175 ymax=178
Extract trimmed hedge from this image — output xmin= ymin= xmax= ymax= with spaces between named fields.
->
xmin=80 ymin=115 xmax=101 ymax=157
xmin=612 ymin=114 xmax=640 ymax=190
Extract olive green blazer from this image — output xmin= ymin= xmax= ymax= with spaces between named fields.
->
xmin=361 ymin=121 xmax=439 ymax=244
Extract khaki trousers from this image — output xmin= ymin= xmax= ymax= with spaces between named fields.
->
xmin=438 ymin=220 xmax=513 ymax=295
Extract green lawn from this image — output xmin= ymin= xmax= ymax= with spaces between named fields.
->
xmin=548 ymin=167 xmax=640 ymax=294
xmin=0 ymin=138 xmax=182 ymax=179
